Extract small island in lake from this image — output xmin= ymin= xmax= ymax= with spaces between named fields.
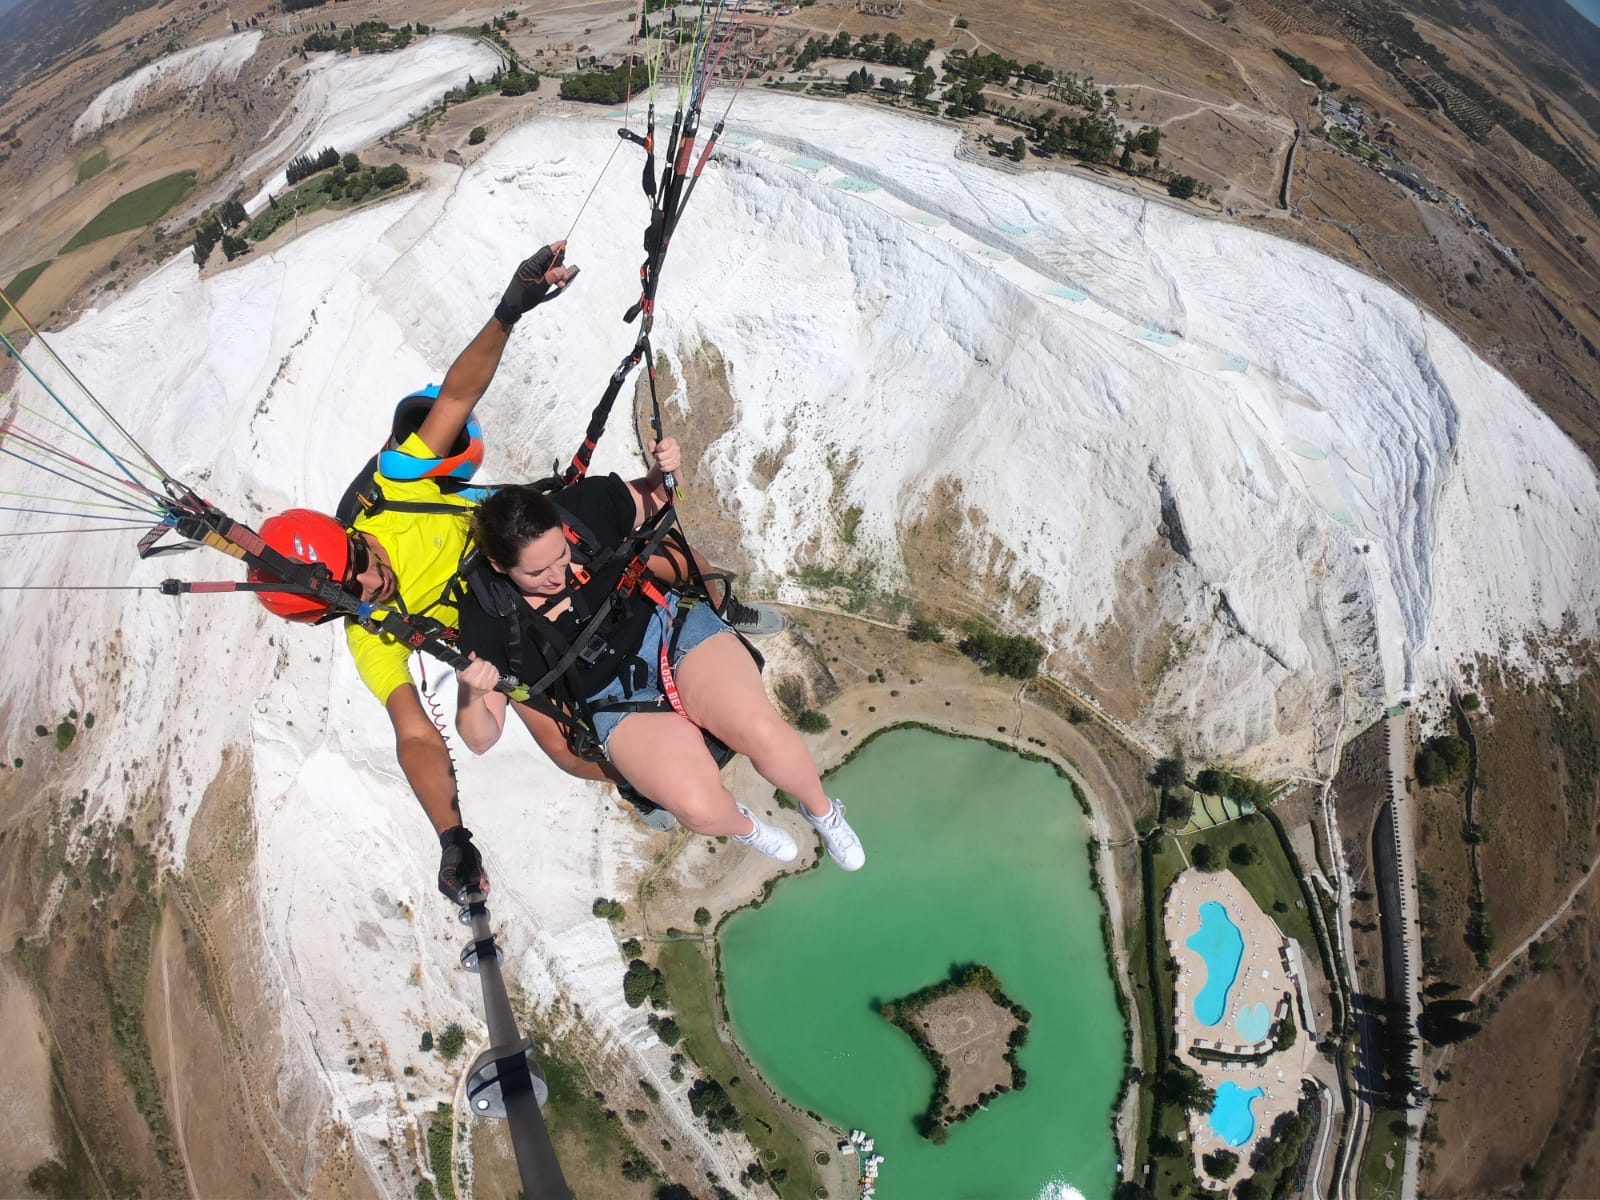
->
xmin=878 ymin=963 xmax=1032 ymax=1143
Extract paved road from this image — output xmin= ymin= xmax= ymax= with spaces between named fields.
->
xmin=1382 ymin=712 xmax=1425 ymax=1200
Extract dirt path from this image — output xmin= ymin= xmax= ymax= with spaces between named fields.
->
xmin=160 ymin=953 xmax=200 ymax=1199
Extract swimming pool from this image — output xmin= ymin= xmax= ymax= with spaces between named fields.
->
xmin=1186 ymin=901 xmax=1245 ymax=1026
xmin=1234 ymin=1001 xmax=1272 ymax=1043
xmin=1209 ymin=1082 xmax=1264 ymax=1147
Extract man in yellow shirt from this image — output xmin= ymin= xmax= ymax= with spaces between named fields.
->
xmin=249 ymin=242 xmax=574 ymax=902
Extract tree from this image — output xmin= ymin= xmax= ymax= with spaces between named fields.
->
xmin=1415 ymin=748 xmax=1446 ymax=788
xmin=436 ymin=1022 xmax=467 ymax=1060
xmin=342 ymin=151 xmax=361 ymax=173
xmin=993 ymin=635 xmax=1044 ymax=677
xmin=500 ymin=70 xmax=530 ymax=97
xmin=1167 ymin=174 xmax=1199 ymax=199
xmin=1160 ymin=1065 xmax=1215 ymax=1113
xmin=469 ymin=126 xmax=487 ymax=144
xmin=1195 ymin=767 xmax=1228 ymax=795
xmin=1011 ymin=135 xmax=1027 ymax=161
xmin=693 ymin=906 xmax=711 ymax=927
xmin=1203 ymin=1149 xmax=1239 ymax=1178
xmin=1419 ymin=1003 xmax=1481 ymax=1046
xmin=687 ymin=1079 xmax=741 ymax=1132
xmin=220 ymin=234 xmax=250 ymax=261
xmin=797 ymin=709 xmax=831 ymax=733
xmin=1432 ymin=735 xmax=1469 ymax=777
xmin=1150 ymin=756 xmax=1187 ymax=790
xmin=1230 ymin=842 xmax=1262 ymax=867
xmin=845 ymin=66 xmax=875 ymax=94
xmin=908 ymin=614 xmax=944 ymax=642
xmin=373 ymin=163 xmax=408 ymax=188
xmin=1192 ymin=843 xmax=1222 ymax=872
xmin=623 ymin=959 xmax=657 ymax=1007
xmin=1128 ymin=126 xmax=1161 ymax=155
xmin=1461 ymin=692 xmax=1481 ymax=711
xmin=654 ymin=1017 xmax=682 ymax=1046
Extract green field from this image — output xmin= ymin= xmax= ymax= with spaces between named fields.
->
xmin=1178 ymin=814 xmax=1317 ymax=949
xmin=4 ymin=259 xmax=51 ymax=302
xmin=1359 ymin=1108 xmax=1408 ymax=1197
xmin=76 ymin=147 xmax=110 ymax=182
xmin=60 ymin=171 xmax=195 ymax=252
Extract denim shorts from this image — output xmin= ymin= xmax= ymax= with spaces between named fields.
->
xmin=588 ymin=594 xmax=732 ymax=755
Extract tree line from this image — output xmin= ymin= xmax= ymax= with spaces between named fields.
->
xmin=191 ymin=198 xmax=249 ymax=267
xmin=559 ymin=70 xmax=643 ymax=105
xmin=957 ymin=620 xmax=1046 ymax=679
xmin=286 ymin=145 xmax=341 ymax=186
xmin=302 ymin=20 xmax=426 ymax=55
xmin=793 ymin=31 xmax=935 ymax=71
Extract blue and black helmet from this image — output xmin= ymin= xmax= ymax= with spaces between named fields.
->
xmin=379 ymin=385 xmax=485 ymax=482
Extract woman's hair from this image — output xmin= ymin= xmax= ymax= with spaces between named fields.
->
xmin=473 ymin=484 xmax=563 ymax=569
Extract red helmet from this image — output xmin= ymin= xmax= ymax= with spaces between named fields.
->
xmin=249 ymin=508 xmax=351 ymax=622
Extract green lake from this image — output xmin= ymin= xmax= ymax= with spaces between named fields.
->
xmin=720 ymin=727 xmax=1126 ymax=1200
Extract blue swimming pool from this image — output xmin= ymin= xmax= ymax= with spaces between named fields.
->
xmin=1235 ymin=1001 xmax=1272 ymax=1043
xmin=1209 ymin=1082 xmax=1264 ymax=1147
xmin=1186 ymin=900 xmax=1245 ymax=1026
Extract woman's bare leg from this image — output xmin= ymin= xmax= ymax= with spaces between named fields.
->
xmin=604 ymin=711 xmax=751 ymax=836
xmin=672 ymin=632 xmax=831 ymax=817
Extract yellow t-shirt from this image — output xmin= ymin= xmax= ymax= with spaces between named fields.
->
xmin=344 ymin=435 xmax=477 ymax=703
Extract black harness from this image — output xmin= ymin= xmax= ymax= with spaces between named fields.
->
xmin=465 ymin=478 xmax=759 ymax=763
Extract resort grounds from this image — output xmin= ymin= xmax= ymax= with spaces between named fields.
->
xmin=1166 ymin=868 xmax=1319 ymax=1189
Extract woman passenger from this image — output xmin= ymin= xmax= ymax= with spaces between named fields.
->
xmin=453 ymin=437 xmax=865 ymax=869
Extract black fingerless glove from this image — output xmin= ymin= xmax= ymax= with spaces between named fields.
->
xmin=437 ymin=825 xmax=487 ymax=903
xmin=494 ymin=244 xmax=568 ymax=328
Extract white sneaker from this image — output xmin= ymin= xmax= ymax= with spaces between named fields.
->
xmin=804 ymin=798 xmax=866 ymax=871
xmin=732 ymin=803 xmax=798 ymax=862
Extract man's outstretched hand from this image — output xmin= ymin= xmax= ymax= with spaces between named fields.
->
xmin=494 ymin=241 xmax=579 ymax=328
xmin=438 ymin=825 xmax=489 ymax=903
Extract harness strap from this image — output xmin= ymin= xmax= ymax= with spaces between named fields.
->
xmin=658 ymin=605 xmax=689 ymax=719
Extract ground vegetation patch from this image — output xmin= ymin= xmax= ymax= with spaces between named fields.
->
xmin=60 ymin=170 xmax=195 ymax=252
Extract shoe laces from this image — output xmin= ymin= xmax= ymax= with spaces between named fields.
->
xmin=734 ymin=805 xmax=781 ymax=846
xmin=723 ymin=597 xmax=760 ymax=626
xmin=814 ymin=800 xmax=856 ymax=842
